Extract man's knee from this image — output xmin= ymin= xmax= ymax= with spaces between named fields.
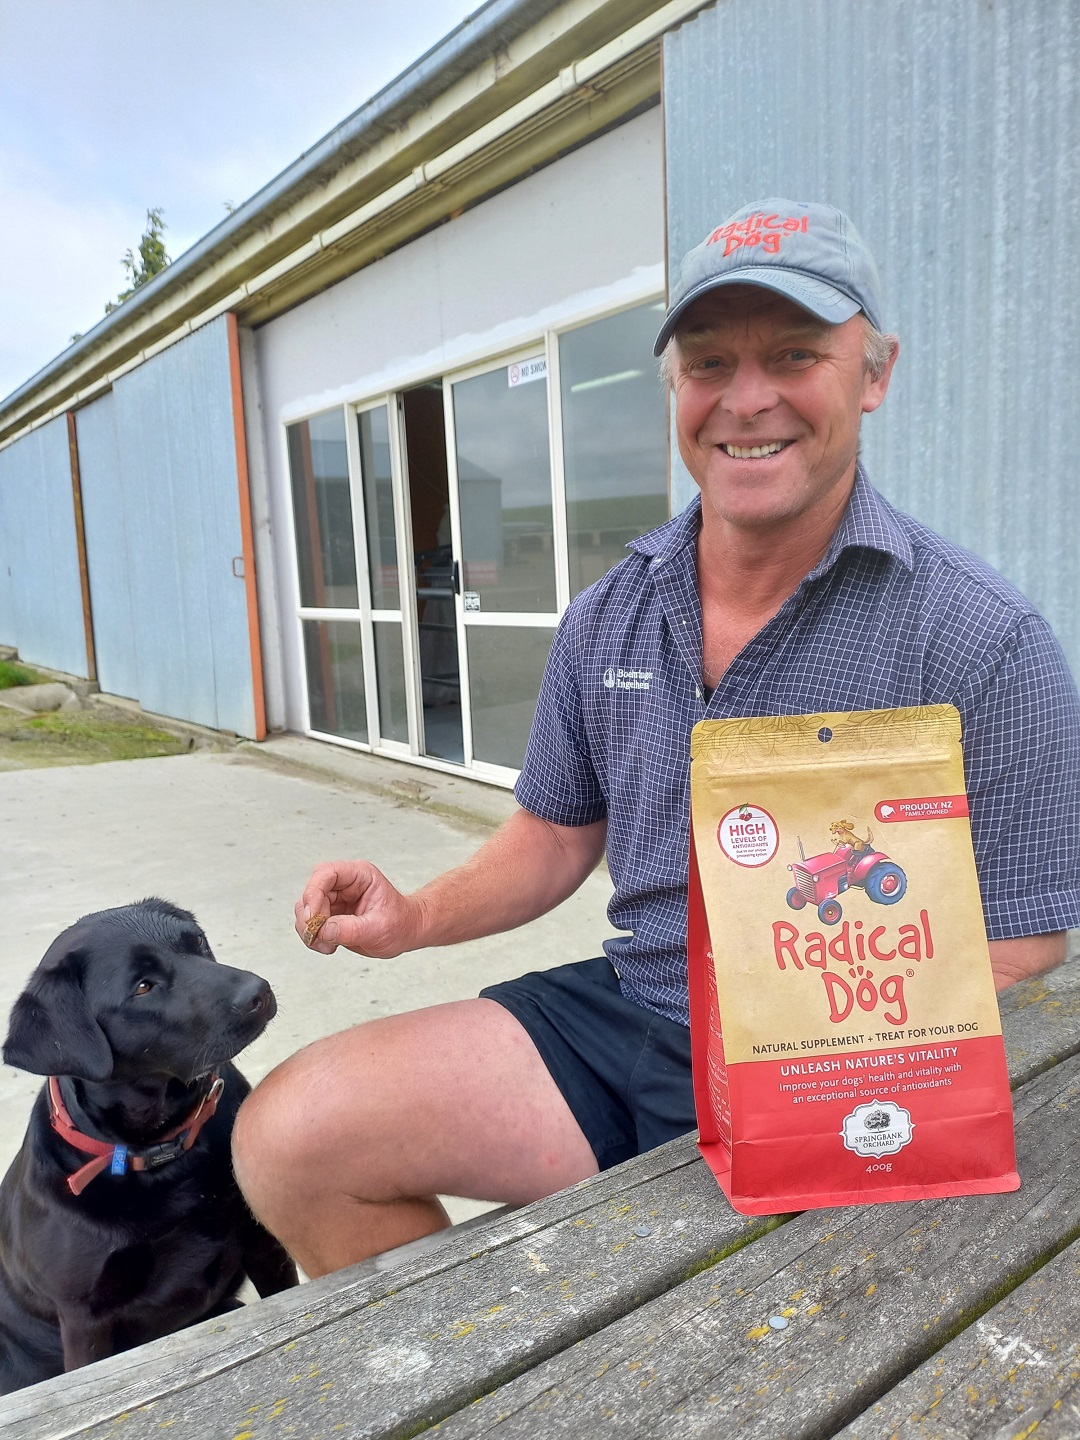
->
xmin=232 ymin=1018 xmax=417 ymax=1209
xmin=233 ymin=999 xmax=598 ymax=1225
xmin=232 ymin=1065 xmax=292 ymax=1211
xmin=233 ymin=1037 xmax=355 ymax=1212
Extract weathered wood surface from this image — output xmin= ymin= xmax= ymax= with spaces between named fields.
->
xmin=834 ymin=1235 xmax=1080 ymax=1439
xmin=2 ymin=960 xmax=1077 ymax=1440
xmin=999 ymin=957 xmax=1080 ymax=1088
xmin=418 ymin=1054 xmax=1080 ymax=1438
xmin=0 ymin=1134 xmax=773 ymax=1439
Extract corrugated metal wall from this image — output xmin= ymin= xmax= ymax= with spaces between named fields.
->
xmin=73 ymin=390 xmax=139 ymax=701
xmin=663 ymin=0 xmax=1079 ymax=676
xmin=78 ymin=316 xmax=255 ymax=736
xmin=0 ymin=414 xmax=87 ymax=675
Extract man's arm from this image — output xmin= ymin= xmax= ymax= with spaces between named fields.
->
xmin=988 ymin=932 xmax=1066 ymax=992
xmin=955 ymin=610 xmax=1080 ymax=964
xmin=295 ymin=807 xmax=607 ymax=958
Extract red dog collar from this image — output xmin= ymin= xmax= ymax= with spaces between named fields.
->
xmin=48 ymin=1075 xmax=225 ymax=1197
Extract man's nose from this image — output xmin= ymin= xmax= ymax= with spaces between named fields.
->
xmin=721 ymin=360 xmax=777 ymax=419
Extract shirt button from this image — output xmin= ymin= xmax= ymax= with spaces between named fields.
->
xmin=695 ymin=686 xmax=703 ymax=700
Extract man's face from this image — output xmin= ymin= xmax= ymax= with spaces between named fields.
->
xmin=672 ymin=287 xmax=896 ymax=537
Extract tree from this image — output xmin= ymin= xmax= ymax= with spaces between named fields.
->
xmin=105 ymin=208 xmax=170 ymax=313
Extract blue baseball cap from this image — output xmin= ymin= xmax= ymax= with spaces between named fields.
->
xmin=653 ymin=199 xmax=884 ymax=355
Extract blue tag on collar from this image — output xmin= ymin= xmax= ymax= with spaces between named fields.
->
xmin=110 ymin=1146 xmax=129 ymax=1176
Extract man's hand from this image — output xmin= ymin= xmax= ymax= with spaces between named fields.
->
xmin=296 ymin=861 xmax=423 ymax=958
xmin=988 ymin=932 xmax=1066 ymax=991
xmin=294 ymin=808 xmax=607 ymax=962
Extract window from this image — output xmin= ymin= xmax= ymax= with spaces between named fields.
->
xmin=302 ymin=619 xmax=366 ymax=743
xmin=287 ymin=409 xmax=356 ymax=609
xmin=559 ymin=302 xmax=668 ymax=597
xmin=358 ymin=406 xmax=398 ymax=611
xmin=452 ymin=363 xmax=555 ymax=612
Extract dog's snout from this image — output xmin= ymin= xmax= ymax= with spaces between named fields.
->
xmin=233 ymin=975 xmax=274 ymax=1018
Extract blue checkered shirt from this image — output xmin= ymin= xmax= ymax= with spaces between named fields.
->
xmin=516 ymin=467 xmax=1080 ymax=1025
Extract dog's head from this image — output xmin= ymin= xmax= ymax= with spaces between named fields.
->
xmin=2 ymin=898 xmax=276 ymax=1082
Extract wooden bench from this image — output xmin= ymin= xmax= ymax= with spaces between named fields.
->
xmin=4 ymin=959 xmax=1080 ymax=1439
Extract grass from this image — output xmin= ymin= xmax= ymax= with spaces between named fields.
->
xmin=0 ymin=704 xmax=195 ymax=770
xmin=0 ymin=659 xmax=46 ymax=689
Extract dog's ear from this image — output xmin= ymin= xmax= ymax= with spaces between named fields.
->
xmin=3 ymin=950 xmax=113 ymax=1080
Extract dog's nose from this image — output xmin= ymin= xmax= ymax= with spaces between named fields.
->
xmin=232 ymin=976 xmax=274 ymax=1018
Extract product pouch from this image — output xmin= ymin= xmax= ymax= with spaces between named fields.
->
xmin=687 ymin=705 xmax=1019 ymax=1214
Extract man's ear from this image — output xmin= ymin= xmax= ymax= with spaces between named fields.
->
xmin=3 ymin=951 xmax=113 ymax=1080
xmin=861 ymin=336 xmax=900 ymax=416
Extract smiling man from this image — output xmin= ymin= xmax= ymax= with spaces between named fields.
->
xmin=234 ymin=199 xmax=1080 ymax=1279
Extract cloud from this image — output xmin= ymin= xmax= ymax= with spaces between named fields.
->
xmin=0 ymin=156 xmax=140 ymax=396
xmin=0 ymin=0 xmax=475 ymax=399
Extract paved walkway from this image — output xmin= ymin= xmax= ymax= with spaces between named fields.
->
xmin=0 ymin=737 xmax=615 ymax=1224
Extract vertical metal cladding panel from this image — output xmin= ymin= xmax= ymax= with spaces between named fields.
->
xmin=110 ymin=316 xmax=255 ymax=735
xmin=0 ymin=444 xmax=18 ymax=649
xmin=663 ymin=0 xmax=1080 ymax=676
xmin=0 ymin=415 xmax=86 ymax=675
xmin=75 ymin=390 xmax=139 ymax=700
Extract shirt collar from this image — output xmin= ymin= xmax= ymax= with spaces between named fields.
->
xmin=629 ymin=464 xmax=915 ymax=576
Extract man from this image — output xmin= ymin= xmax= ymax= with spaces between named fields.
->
xmin=233 ymin=199 xmax=1080 ymax=1278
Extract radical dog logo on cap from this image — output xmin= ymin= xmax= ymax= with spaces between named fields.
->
xmin=704 ymin=209 xmax=810 ymax=257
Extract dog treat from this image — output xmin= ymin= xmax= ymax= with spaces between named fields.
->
xmin=688 ymin=705 xmax=1018 ymax=1215
xmin=304 ymin=913 xmax=330 ymax=943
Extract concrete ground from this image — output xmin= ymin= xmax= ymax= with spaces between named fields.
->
xmin=0 ymin=736 xmax=616 ymax=1227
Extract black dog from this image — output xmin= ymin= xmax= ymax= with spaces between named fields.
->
xmin=0 ymin=898 xmax=297 ymax=1393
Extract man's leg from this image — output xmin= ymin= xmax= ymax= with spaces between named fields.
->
xmin=231 ymin=998 xmax=599 ymax=1278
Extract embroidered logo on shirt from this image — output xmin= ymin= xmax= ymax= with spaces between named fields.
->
xmin=603 ymin=667 xmax=653 ymax=693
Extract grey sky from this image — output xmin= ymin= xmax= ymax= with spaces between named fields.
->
xmin=0 ymin=0 xmax=477 ymax=401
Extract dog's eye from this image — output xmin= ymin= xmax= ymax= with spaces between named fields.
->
xmin=133 ymin=979 xmax=156 ymax=997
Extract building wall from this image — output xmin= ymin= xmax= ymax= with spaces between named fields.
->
xmin=663 ymin=0 xmax=1080 ymax=676
xmin=0 ymin=414 xmax=87 ymax=676
xmin=73 ymin=391 xmax=138 ymax=701
xmin=75 ymin=318 xmax=257 ymax=736
xmin=253 ymin=107 xmax=665 ymax=732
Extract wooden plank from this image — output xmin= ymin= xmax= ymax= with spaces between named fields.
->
xmin=0 ymin=1133 xmax=770 ymax=1439
xmin=998 ymin=957 xmax=1080 ymax=1090
xmin=386 ymin=1053 xmax=1080 ymax=1439
xmin=3 ymin=963 xmax=1078 ymax=1439
xmin=833 ymin=1235 xmax=1080 ymax=1439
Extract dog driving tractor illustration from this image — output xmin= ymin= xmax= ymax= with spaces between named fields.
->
xmin=785 ymin=817 xmax=907 ymax=925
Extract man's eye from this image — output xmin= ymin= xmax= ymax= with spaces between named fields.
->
xmin=133 ymin=979 xmax=155 ymax=997
xmin=783 ymin=349 xmax=815 ymax=365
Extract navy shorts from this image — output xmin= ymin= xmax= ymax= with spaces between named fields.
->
xmin=480 ymin=955 xmax=696 ymax=1171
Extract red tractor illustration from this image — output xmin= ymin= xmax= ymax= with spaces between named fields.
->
xmin=785 ymin=828 xmax=907 ymax=926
